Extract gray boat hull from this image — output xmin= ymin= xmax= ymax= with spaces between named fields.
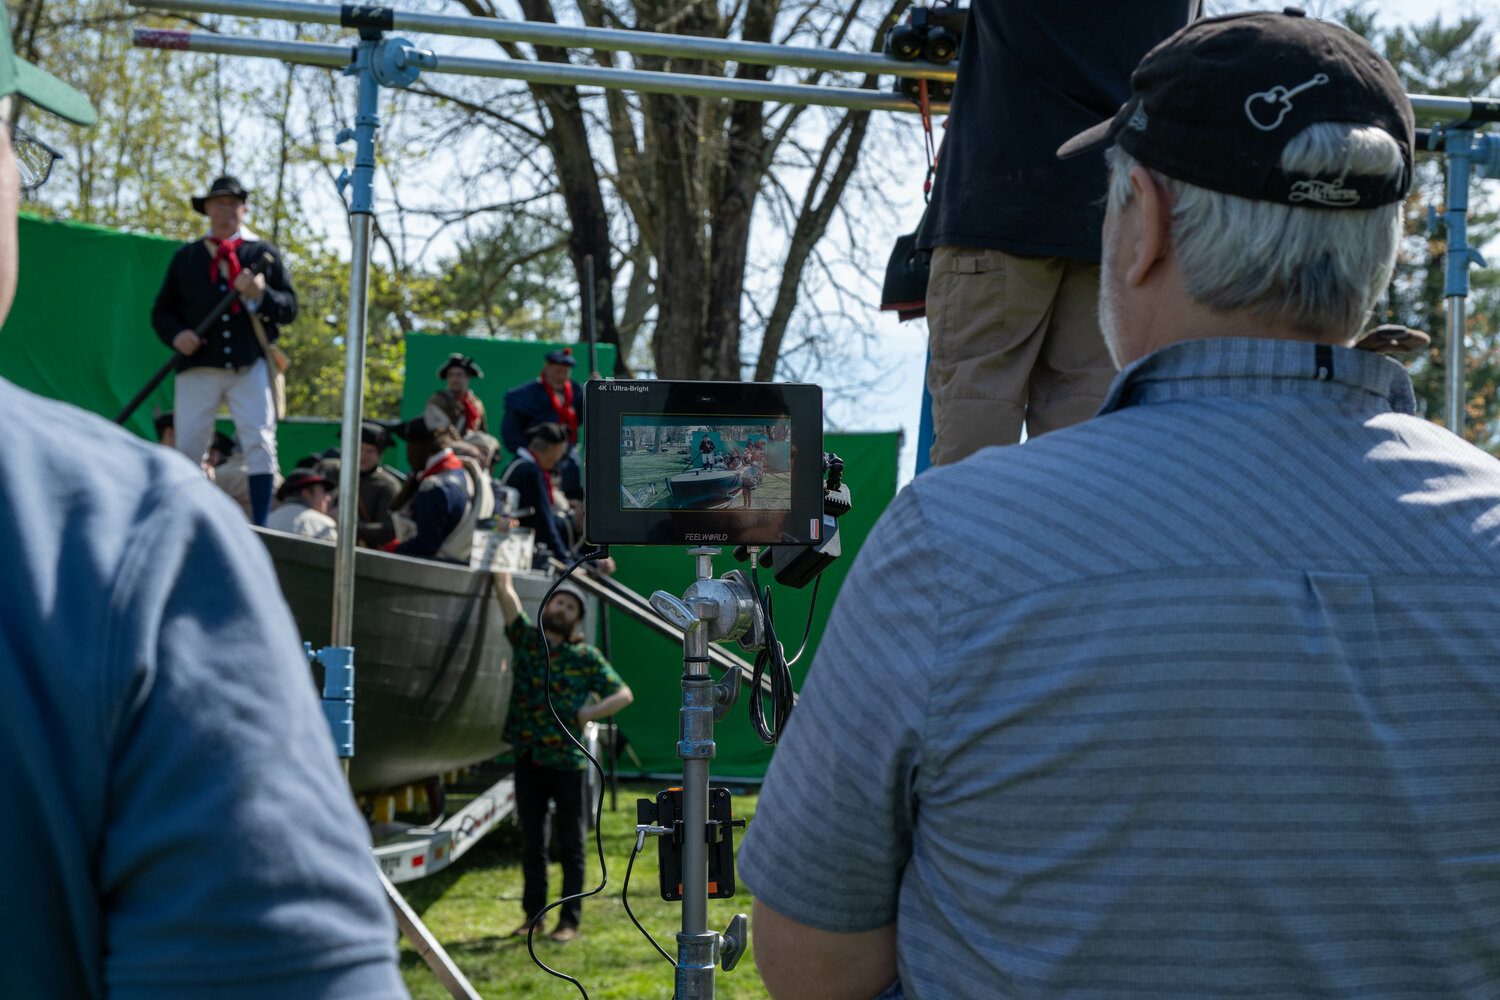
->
xmin=254 ymin=528 xmax=552 ymax=795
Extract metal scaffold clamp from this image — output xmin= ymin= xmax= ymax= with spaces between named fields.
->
xmin=305 ymin=642 xmax=355 ymax=758
xmin=373 ymin=36 xmax=435 ymax=87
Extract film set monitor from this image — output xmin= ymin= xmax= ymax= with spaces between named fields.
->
xmin=585 ymin=380 xmax=824 ymax=546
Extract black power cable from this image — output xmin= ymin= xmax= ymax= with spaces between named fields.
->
xmin=748 ymin=560 xmax=796 ymax=744
xmin=523 ymin=547 xmax=614 ymax=1000
xmin=622 ymin=833 xmax=676 ymax=966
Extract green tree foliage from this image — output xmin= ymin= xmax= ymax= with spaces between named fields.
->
xmin=418 ymin=216 xmax=574 ymax=340
xmin=10 ymin=0 xmax=580 ymax=418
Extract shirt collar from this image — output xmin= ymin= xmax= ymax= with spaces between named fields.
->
xmin=422 ymin=448 xmax=454 ymax=472
xmin=203 ymin=227 xmax=256 ymax=242
xmin=1097 ymin=338 xmax=1417 ymax=417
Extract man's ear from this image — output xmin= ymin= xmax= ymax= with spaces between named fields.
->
xmin=1125 ymin=165 xmax=1173 ymax=287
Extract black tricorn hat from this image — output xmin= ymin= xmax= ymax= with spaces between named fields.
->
xmin=151 ymin=406 xmax=174 ymax=436
xmin=192 ymin=175 xmax=250 ymax=214
xmin=353 ymin=420 xmax=395 ymax=450
xmin=390 ymin=415 xmax=436 ymax=443
xmin=437 ymin=353 xmax=484 ymax=380
xmin=276 ymin=468 xmax=331 ymax=502
xmin=525 ymin=421 xmax=569 ymax=446
xmin=544 ymin=346 xmax=577 ymax=367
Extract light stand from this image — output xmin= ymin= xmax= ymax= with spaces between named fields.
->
xmin=1421 ymin=124 xmax=1500 ymax=436
xmin=643 ymin=547 xmax=764 ymax=999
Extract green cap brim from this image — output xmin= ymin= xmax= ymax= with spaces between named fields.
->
xmin=12 ymin=57 xmax=96 ymax=126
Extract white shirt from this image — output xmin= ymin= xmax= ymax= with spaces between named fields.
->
xmin=266 ymin=500 xmax=337 ymax=541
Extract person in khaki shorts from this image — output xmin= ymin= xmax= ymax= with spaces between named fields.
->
xmin=920 ymin=0 xmax=1198 ymax=465
xmin=926 ymin=249 xmax=1106 ymax=459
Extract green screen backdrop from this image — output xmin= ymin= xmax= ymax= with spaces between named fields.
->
xmin=2 ymin=214 xmax=179 ymax=439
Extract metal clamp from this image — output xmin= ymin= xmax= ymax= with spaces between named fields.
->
xmin=718 ymin=913 xmax=748 ymax=972
xmin=307 ymin=644 xmax=355 ymax=759
xmin=373 ymin=35 xmax=434 ymax=87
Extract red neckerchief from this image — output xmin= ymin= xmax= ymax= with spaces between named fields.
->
xmin=458 ymin=390 xmax=482 ymax=432
xmin=518 ymin=447 xmax=553 ymax=498
xmin=541 ymin=377 xmax=578 ymax=443
xmin=418 ymin=449 xmax=463 ymax=482
xmin=208 ymin=237 xmax=245 ymax=313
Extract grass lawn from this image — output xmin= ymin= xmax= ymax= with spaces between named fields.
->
xmin=396 ymin=780 xmax=774 ymax=999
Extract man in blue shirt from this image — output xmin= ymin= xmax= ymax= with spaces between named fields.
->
xmin=0 ymin=30 xmax=407 ymax=1000
xmin=745 ymin=12 xmax=1500 ymax=1000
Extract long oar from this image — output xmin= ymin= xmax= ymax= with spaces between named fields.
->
xmin=114 ymin=252 xmax=274 ymax=425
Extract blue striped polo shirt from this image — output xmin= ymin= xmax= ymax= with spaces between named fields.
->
xmin=739 ymin=338 xmax=1500 ymax=999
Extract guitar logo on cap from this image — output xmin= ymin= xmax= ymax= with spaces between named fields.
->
xmin=1244 ymin=73 xmax=1329 ymax=131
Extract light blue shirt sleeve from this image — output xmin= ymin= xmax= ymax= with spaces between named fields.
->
xmin=99 ymin=482 xmax=406 ymax=998
xmin=737 ymin=485 xmax=940 ymax=932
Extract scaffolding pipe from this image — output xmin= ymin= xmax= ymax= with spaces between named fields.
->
xmin=134 ymin=29 xmax=949 ymax=113
xmin=130 ymin=0 xmax=960 ymax=81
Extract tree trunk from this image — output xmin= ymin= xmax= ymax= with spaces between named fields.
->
xmin=637 ymin=0 xmax=720 ymax=379
xmin=513 ymin=0 xmax=630 ymax=375
xmin=704 ymin=0 xmax=775 ymax=381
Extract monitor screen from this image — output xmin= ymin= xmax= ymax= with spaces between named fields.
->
xmin=585 ymin=381 xmax=823 ymax=546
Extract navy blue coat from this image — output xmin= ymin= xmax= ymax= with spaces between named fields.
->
xmin=151 ymin=239 xmax=297 ymax=371
xmin=497 ymin=455 xmax=571 ymax=567
xmin=394 ymin=467 xmax=468 ymax=562
xmin=500 ymin=379 xmax=585 ymax=454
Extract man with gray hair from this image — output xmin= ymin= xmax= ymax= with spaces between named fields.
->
xmin=741 ymin=11 xmax=1500 ymax=999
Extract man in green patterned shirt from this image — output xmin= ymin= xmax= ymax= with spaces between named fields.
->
xmin=495 ymin=573 xmax=632 ymax=943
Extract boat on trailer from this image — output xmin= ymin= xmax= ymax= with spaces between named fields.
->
xmin=667 ymin=465 xmax=744 ymax=505
xmin=254 ymin=527 xmax=555 ymax=796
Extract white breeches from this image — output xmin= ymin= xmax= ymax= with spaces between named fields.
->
xmin=173 ymin=359 xmax=278 ymax=475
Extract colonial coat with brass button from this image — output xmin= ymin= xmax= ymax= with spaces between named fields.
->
xmin=150 ymin=236 xmax=297 ymax=371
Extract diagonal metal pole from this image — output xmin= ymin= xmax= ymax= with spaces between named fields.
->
xmin=381 ymin=870 xmax=485 ymax=1000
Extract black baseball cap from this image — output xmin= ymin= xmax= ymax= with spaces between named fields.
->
xmin=1058 ymin=8 xmax=1413 ymax=209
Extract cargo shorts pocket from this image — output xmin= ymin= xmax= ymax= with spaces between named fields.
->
xmin=927 ymin=247 xmax=1006 ymax=365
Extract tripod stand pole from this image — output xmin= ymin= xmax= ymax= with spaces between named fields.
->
xmin=675 ymin=549 xmax=719 ymax=999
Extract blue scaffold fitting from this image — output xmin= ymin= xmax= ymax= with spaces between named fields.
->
xmin=311 ymin=645 xmax=356 ymax=759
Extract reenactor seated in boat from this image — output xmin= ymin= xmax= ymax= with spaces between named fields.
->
xmin=352 ymin=420 xmax=401 ymax=549
xmin=266 ymin=468 xmax=337 ymax=540
xmin=207 ymin=429 xmax=254 ymax=520
xmin=501 ymin=347 xmax=584 ymax=497
xmin=151 ymin=406 xmax=175 ymax=449
xmin=385 ymin=417 xmax=494 ymax=563
xmin=425 ymin=352 xmax=487 ymax=435
xmin=497 ymin=422 xmax=574 ymax=568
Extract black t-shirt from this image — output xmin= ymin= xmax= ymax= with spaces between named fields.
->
xmin=921 ymin=0 xmax=1199 ymax=260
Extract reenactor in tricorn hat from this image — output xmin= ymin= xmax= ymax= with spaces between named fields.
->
xmin=352 ymin=420 xmax=401 ymax=549
xmin=501 ymin=346 xmax=586 ymax=503
xmin=423 ymin=352 xmax=487 ymax=435
xmin=266 ymin=468 xmax=337 ymax=541
xmin=149 ymin=173 xmax=298 ymax=526
xmin=383 ymin=416 xmax=493 ymax=563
